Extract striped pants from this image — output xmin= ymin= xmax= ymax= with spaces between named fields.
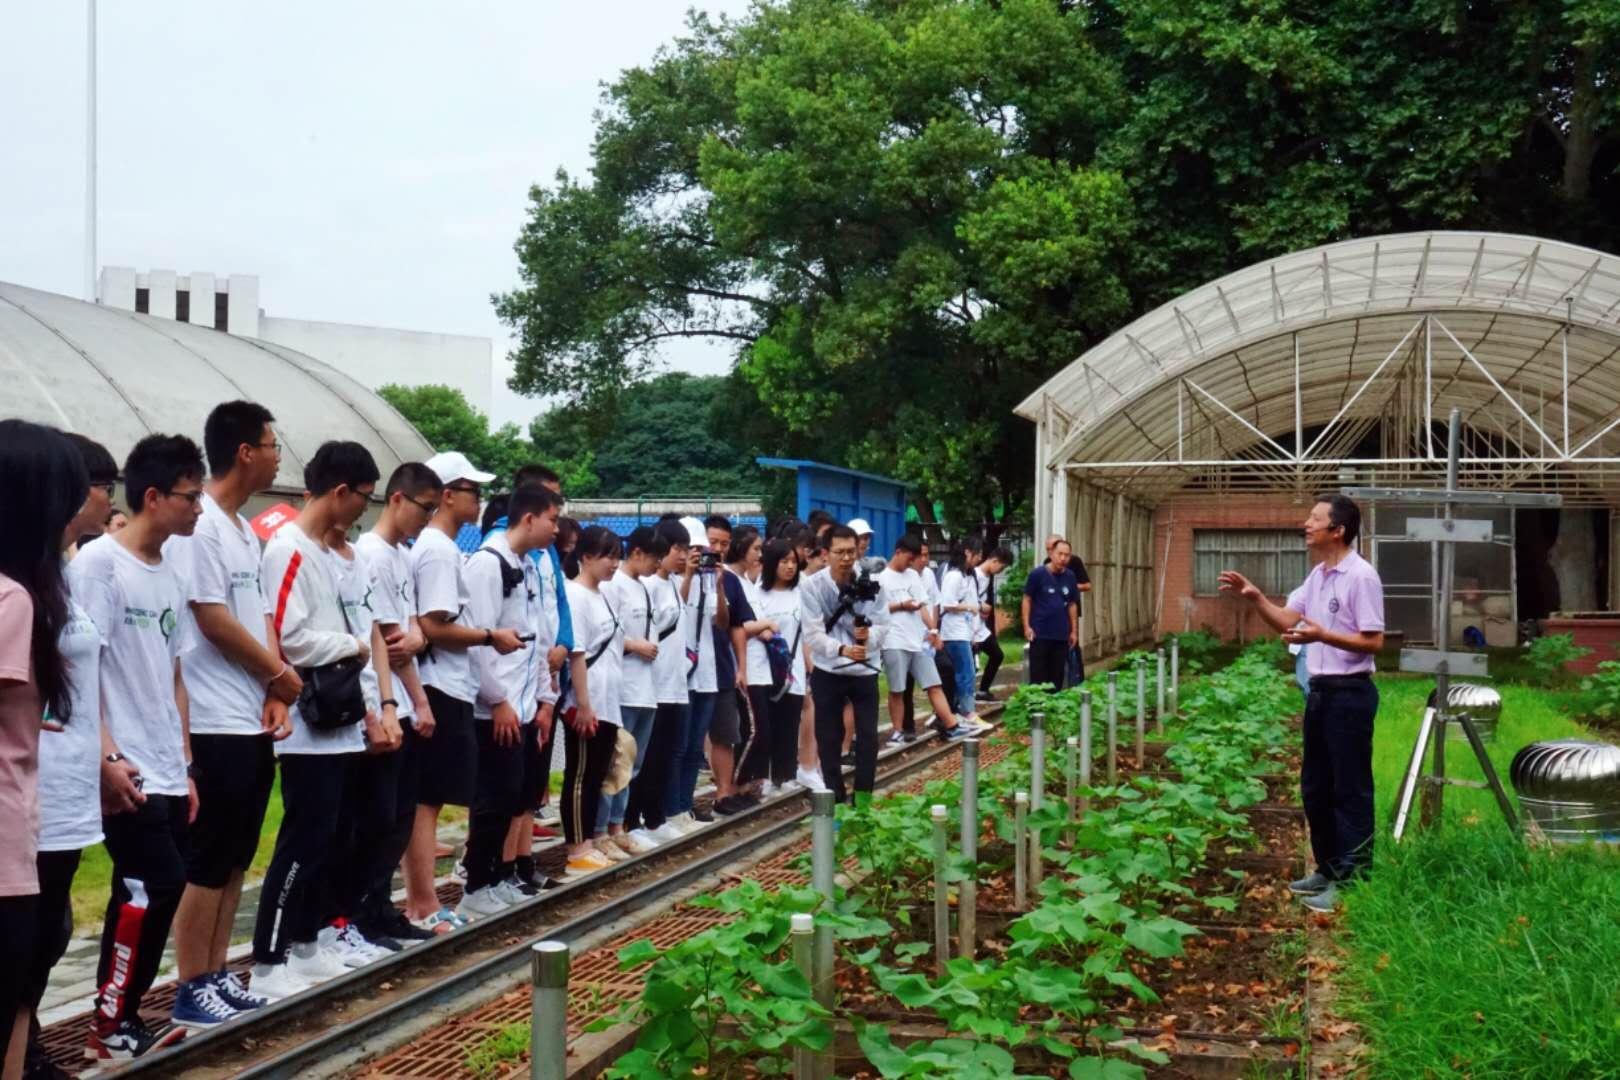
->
xmin=561 ymin=716 xmax=620 ymax=846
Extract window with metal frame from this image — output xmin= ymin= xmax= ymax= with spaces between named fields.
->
xmin=1192 ymin=529 xmax=1308 ymax=597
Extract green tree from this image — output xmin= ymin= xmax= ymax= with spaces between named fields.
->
xmin=495 ymin=0 xmax=1618 ymax=525
xmin=377 ymin=383 xmax=599 ymax=496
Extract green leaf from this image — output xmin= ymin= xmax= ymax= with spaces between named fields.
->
xmin=615 ymin=939 xmax=659 ymax=968
xmin=1069 ymin=1057 xmax=1147 ymax=1080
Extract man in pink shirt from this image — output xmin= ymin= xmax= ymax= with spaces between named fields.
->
xmin=1219 ymin=494 xmax=1384 ymax=913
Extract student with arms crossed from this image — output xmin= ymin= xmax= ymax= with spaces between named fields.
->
xmin=73 ymin=434 xmax=205 ymax=1061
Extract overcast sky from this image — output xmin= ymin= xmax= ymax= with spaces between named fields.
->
xmin=1 ymin=1 xmax=751 ymax=428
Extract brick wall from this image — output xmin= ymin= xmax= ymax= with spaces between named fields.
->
xmin=1151 ymin=492 xmax=1326 ymax=642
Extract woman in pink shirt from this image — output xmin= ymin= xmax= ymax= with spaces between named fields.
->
xmin=0 ymin=420 xmax=91 ymax=1080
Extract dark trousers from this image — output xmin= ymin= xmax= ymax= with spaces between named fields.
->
xmin=746 ymin=686 xmax=803 ymax=785
xmin=811 ymin=671 xmax=879 ymax=802
xmin=626 ymin=703 xmax=683 ymax=831
xmin=1301 ymin=676 xmax=1378 ymax=880
xmin=466 ymin=721 xmax=526 ymax=892
xmin=1027 ymin=639 xmax=1071 ymax=689
xmin=357 ymin=718 xmax=424 ymax=931
xmin=562 ymin=717 xmax=619 ymax=846
xmin=24 ymin=849 xmax=82 ymax=1006
xmin=977 ymin=634 xmax=1003 ymax=692
xmin=332 ymin=748 xmax=403 ymax=923
xmin=253 ymin=754 xmax=349 ymax=964
xmin=96 ymin=794 xmax=189 ymax=1024
xmin=0 ymin=893 xmax=38 ymax=1064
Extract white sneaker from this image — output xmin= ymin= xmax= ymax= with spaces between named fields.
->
xmin=649 ymin=821 xmax=686 ymax=843
xmin=249 ymin=963 xmax=310 ymax=1002
xmin=781 ymin=779 xmax=804 ymax=793
xmin=796 ymin=766 xmax=830 ymax=793
xmin=594 ymin=836 xmax=631 ymax=862
xmin=336 ymin=922 xmax=392 ymax=962
xmin=492 ymin=878 xmax=530 ymax=905
xmin=625 ymin=828 xmax=661 ymax=852
xmin=456 ymin=885 xmax=510 ymax=920
xmin=286 ymin=944 xmax=348 ymax=982
xmin=317 ymin=925 xmax=372 ymax=968
xmin=666 ymin=812 xmax=701 ymax=833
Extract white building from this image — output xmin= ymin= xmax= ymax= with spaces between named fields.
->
xmin=97 ymin=267 xmax=493 ymax=414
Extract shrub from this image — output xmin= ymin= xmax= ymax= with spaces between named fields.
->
xmin=1161 ymin=629 xmax=1221 ymax=672
xmin=1576 ymin=658 xmax=1620 ymax=722
xmin=1521 ymin=632 xmax=1590 ymax=687
xmin=997 ymin=547 xmax=1036 ymax=626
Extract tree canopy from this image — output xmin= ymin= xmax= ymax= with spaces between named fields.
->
xmin=495 ymin=0 xmax=1618 ymax=526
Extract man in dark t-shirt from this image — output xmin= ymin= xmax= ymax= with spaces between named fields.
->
xmin=1023 ymin=539 xmax=1084 ymax=689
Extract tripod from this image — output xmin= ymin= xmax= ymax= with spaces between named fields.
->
xmin=1345 ymin=407 xmax=1555 ymax=840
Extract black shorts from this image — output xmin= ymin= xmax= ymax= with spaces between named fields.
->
xmin=185 ymin=732 xmax=277 ymax=887
xmin=419 ymin=685 xmax=476 ymax=808
xmin=520 ymin=713 xmax=551 ymax=806
xmin=709 ymin=687 xmax=744 ymax=746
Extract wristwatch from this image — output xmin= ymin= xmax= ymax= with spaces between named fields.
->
xmin=104 ymin=752 xmax=126 ymax=765
xmin=484 ymin=629 xmax=494 ymax=646
xmin=380 ymin=698 xmax=399 ymax=710
xmin=185 ymin=761 xmax=198 ymax=779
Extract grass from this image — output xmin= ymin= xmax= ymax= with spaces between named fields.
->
xmin=1369 ymin=674 xmax=1590 ymax=830
xmin=1339 ymin=825 xmax=1620 ymax=1077
xmin=466 ymin=1019 xmax=529 ymax=1078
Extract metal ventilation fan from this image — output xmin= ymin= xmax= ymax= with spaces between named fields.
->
xmin=1424 ymin=683 xmax=1502 ymax=743
xmin=1509 ymin=740 xmax=1620 ymax=843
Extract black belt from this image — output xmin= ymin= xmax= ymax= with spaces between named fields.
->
xmin=1308 ymin=673 xmax=1372 ymax=690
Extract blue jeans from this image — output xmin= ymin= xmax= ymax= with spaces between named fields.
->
xmin=944 ymin=640 xmax=976 ymax=715
xmin=669 ymin=691 xmax=717 ymax=816
xmin=597 ymin=706 xmax=656 ymax=832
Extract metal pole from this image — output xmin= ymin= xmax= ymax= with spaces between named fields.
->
xmin=959 ymin=740 xmax=978 ymax=959
xmin=1155 ymin=649 xmax=1166 ymax=731
xmin=931 ymin=804 xmax=950 ymax=977
xmin=1013 ymin=791 xmax=1028 ymax=911
xmin=1422 ymin=409 xmax=1461 ymax=826
xmin=529 ymin=941 xmax=569 ymax=1080
xmin=1105 ymin=671 xmax=1118 ymax=786
xmin=1029 ymin=713 xmax=1045 ymax=895
xmin=1078 ymin=690 xmax=1092 ymax=817
xmin=1134 ymin=660 xmax=1146 ymax=765
xmin=791 ymin=914 xmax=815 ymax=1080
xmin=1064 ymin=736 xmax=1078 ymax=847
xmin=1169 ymin=637 xmax=1179 ymax=720
xmin=809 ymin=790 xmax=835 ymax=1023
xmin=85 ymin=0 xmax=97 ymax=301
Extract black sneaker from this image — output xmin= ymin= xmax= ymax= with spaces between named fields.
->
xmin=713 ymin=795 xmax=744 ymax=816
xmin=375 ymin=907 xmax=437 ymax=942
xmin=508 ymin=876 xmax=541 ymax=898
xmin=974 ymin=690 xmax=996 ymax=703
xmin=840 ymin=752 xmax=856 ymax=767
xmin=85 ymin=1018 xmax=186 ymax=1062
xmin=692 ymin=805 xmax=715 ymax=823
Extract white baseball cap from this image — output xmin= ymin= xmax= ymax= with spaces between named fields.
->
xmin=680 ymin=515 xmax=707 ymax=548
xmin=847 ymin=517 xmax=874 ymax=536
xmin=423 ymin=450 xmax=495 ymax=487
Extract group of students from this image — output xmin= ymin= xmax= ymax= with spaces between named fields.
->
xmin=0 ymin=401 xmax=1021 ymax=1079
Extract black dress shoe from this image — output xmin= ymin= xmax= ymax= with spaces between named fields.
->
xmin=692 ymin=805 xmax=715 ymax=822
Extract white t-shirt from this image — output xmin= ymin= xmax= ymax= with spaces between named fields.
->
xmin=68 ymin=536 xmax=190 ymax=797
xmin=684 ymin=569 xmax=719 ymax=694
xmin=413 ymin=525 xmax=477 ymax=704
xmin=973 ymin=568 xmax=994 ymax=643
xmin=165 ymin=493 xmax=270 ymax=736
xmin=939 ymin=568 xmax=977 ymax=642
xmin=565 ymin=579 xmax=623 ymax=726
xmin=354 ymin=530 xmax=417 ymax=720
xmin=466 ymin=535 xmax=546 ymax=722
xmin=38 ymin=596 xmax=104 ymax=850
xmin=746 ymin=585 xmax=806 ymax=692
xmin=649 ymin=574 xmax=689 ymax=705
xmin=262 ymin=524 xmax=366 ymax=756
xmin=609 ymin=569 xmax=658 ymax=710
xmin=331 ymin=544 xmax=383 ymax=715
xmin=878 ymin=566 xmax=928 ymax=652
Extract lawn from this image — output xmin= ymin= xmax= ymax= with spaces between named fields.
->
xmin=1337 ymin=674 xmax=1620 ymax=1076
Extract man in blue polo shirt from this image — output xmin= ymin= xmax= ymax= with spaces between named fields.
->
xmin=1022 ymin=539 xmax=1081 ymax=689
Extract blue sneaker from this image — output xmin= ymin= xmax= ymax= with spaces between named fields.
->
xmin=940 ymin=722 xmax=971 ymax=740
xmin=171 ymin=976 xmax=240 ymax=1030
xmin=211 ymin=970 xmax=270 ymax=1011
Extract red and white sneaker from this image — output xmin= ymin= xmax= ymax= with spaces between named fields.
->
xmin=85 ymin=1017 xmax=187 ymax=1062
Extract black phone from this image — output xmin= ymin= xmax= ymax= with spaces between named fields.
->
xmin=518 ymin=632 xmax=537 ymax=643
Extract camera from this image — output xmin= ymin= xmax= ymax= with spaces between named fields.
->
xmin=699 ymin=550 xmax=721 ymax=570
xmin=839 ymin=566 xmax=882 ymax=605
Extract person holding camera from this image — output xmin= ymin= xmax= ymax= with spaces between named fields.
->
xmin=801 ymin=525 xmax=890 ymax=803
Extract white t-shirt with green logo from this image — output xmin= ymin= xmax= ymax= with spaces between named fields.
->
xmin=163 ymin=492 xmax=269 ymax=736
xmin=68 ymin=536 xmax=189 ymax=797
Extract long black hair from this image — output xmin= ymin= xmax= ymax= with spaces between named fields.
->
xmin=564 ymin=525 xmax=620 ymax=580
xmin=0 ymin=420 xmax=89 ymax=723
xmin=947 ymin=536 xmax=983 ymax=573
xmin=761 ymin=537 xmax=800 ymax=590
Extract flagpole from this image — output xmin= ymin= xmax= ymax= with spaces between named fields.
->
xmin=85 ymin=0 xmax=97 ymax=301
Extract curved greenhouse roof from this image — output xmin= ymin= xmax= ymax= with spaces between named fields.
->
xmin=0 ymin=280 xmax=432 ymax=493
xmin=1018 ymin=232 xmax=1620 ymax=511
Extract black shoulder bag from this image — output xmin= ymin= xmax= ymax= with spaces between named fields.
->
xmin=273 ymin=550 xmax=367 ymax=731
